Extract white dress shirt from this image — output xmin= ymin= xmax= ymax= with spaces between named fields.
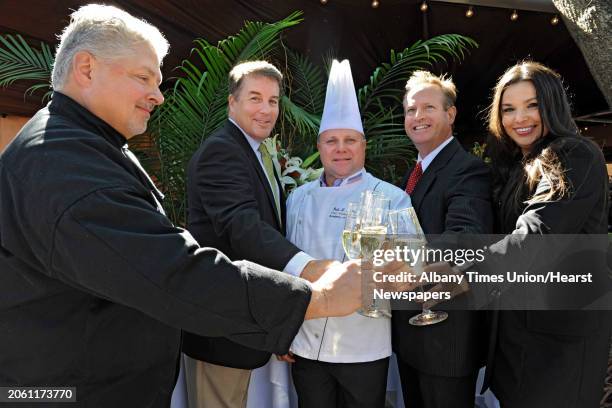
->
xmin=417 ymin=135 xmax=454 ymax=172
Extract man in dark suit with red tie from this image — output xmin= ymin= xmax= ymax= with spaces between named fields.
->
xmin=392 ymin=70 xmax=493 ymax=408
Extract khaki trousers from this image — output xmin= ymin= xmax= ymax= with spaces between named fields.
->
xmin=183 ymin=354 xmax=251 ymax=408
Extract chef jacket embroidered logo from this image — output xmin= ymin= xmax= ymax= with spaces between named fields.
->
xmin=329 ymin=206 xmax=347 ymax=219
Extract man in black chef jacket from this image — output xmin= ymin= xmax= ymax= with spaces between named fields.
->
xmin=0 ymin=4 xmax=361 ymax=407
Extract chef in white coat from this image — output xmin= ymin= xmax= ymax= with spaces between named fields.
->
xmin=279 ymin=59 xmax=412 ymax=408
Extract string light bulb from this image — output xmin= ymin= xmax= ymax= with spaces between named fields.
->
xmin=371 ymin=0 xmax=379 ymax=8
xmin=420 ymin=1 xmax=428 ymax=12
xmin=510 ymin=10 xmax=519 ymax=21
xmin=551 ymin=15 xmax=559 ymax=25
xmin=320 ymin=0 xmax=328 ymax=4
xmin=465 ymin=6 xmax=474 ymax=18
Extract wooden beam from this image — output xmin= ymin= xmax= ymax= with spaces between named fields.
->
xmin=429 ymin=0 xmax=556 ymax=13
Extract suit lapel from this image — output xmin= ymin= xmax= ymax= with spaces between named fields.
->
xmin=410 ymin=138 xmax=461 ymax=214
xmin=226 ymin=121 xmax=282 ymax=228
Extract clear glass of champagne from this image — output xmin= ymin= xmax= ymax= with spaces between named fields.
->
xmin=358 ymin=193 xmax=391 ymax=318
xmin=342 ymin=202 xmax=362 ymax=260
xmin=390 ymin=207 xmax=448 ymax=326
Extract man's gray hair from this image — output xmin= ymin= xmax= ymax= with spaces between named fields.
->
xmin=51 ymin=4 xmax=169 ymax=90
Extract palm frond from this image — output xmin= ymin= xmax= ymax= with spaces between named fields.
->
xmin=280 ymin=95 xmax=320 ymax=143
xmin=0 ymin=34 xmax=53 ymax=99
xmin=270 ymin=45 xmax=326 ymax=157
xmin=284 ymin=47 xmax=326 ymax=114
xmin=363 ymin=106 xmax=415 ymax=179
xmin=358 ymin=34 xmax=477 ymax=114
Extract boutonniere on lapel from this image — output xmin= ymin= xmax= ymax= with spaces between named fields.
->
xmin=262 ymin=135 xmax=323 ymax=193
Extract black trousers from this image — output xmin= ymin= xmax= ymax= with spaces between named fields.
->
xmin=397 ymin=360 xmax=477 ymax=408
xmin=291 ymin=355 xmax=389 ymax=408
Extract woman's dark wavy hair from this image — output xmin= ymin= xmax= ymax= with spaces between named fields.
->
xmin=486 ymin=61 xmax=580 ymax=212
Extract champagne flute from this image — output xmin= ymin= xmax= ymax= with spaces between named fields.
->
xmin=341 ymin=202 xmax=361 ymax=260
xmin=358 ymin=193 xmax=391 ymax=318
xmin=391 ymin=207 xmax=448 ymax=326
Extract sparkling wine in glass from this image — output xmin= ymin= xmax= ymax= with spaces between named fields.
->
xmin=358 ymin=193 xmax=391 ymax=318
xmin=391 ymin=207 xmax=448 ymax=326
xmin=341 ymin=202 xmax=361 ymax=260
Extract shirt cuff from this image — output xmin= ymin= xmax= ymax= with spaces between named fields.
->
xmin=283 ymin=251 xmax=314 ymax=277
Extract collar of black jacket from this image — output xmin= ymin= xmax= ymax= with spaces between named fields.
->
xmin=48 ymin=91 xmax=127 ymax=150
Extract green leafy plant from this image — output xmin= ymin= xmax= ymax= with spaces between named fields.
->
xmin=1 ymin=17 xmax=478 ymax=227
xmin=470 ymin=141 xmax=490 ymax=163
xmin=152 ymin=20 xmax=478 ymax=225
xmin=276 ymin=45 xmax=326 ymax=157
xmin=0 ymin=34 xmax=54 ymax=101
xmin=262 ymin=135 xmax=323 ymax=191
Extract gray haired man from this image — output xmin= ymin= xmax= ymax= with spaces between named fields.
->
xmin=0 ymin=4 xmax=361 ymax=406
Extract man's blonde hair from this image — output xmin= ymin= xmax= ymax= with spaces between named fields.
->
xmin=404 ymin=70 xmax=457 ymax=109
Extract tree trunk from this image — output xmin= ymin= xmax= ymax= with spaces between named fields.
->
xmin=552 ymin=0 xmax=612 ymax=108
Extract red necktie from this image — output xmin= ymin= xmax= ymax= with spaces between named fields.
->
xmin=405 ymin=161 xmax=423 ymax=195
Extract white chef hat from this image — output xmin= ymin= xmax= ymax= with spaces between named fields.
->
xmin=318 ymin=59 xmax=364 ymax=136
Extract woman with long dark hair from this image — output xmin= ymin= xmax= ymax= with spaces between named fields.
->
xmin=484 ymin=61 xmax=611 ymax=407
